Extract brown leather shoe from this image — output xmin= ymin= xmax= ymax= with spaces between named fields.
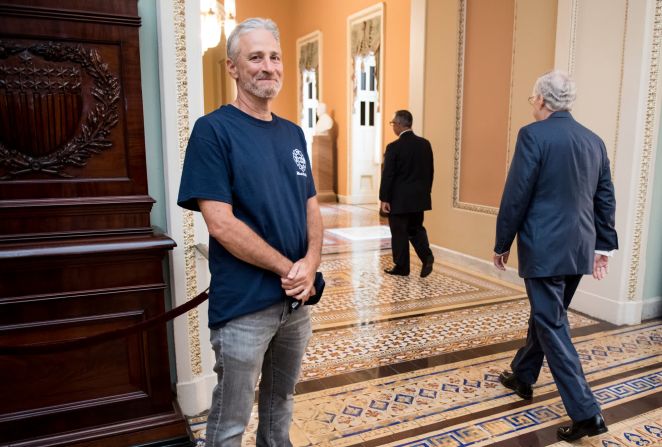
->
xmin=557 ymin=413 xmax=608 ymax=441
xmin=499 ymin=371 xmax=533 ymax=400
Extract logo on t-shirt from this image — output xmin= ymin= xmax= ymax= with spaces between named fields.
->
xmin=292 ymin=149 xmax=307 ymax=177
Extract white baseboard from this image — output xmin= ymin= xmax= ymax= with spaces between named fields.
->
xmin=571 ymin=289 xmax=646 ymax=325
xmin=429 ymin=244 xmax=662 ymax=325
xmin=337 ymin=193 xmax=378 ymax=205
xmin=642 ymin=296 xmax=662 ymax=320
xmin=430 ymin=244 xmax=524 ymax=287
xmin=176 ymin=373 xmax=216 ymax=416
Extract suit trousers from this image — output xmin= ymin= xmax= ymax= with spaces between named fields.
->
xmin=388 ymin=211 xmax=432 ymax=272
xmin=511 ymin=275 xmax=600 ymax=421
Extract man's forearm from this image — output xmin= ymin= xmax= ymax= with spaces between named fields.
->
xmin=304 ymin=196 xmax=323 ymax=269
xmin=219 ymin=219 xmax=293 ymax=276
xmin=200 ymin=200 xmax=292 ymax=277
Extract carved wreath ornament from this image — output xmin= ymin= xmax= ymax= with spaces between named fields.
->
xmin=0 ymin=41 xmax=120 ymax=179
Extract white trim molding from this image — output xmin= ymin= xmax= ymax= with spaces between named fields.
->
xmin=409 ymin=0 xmax=426 ymax=135
xmin=296 ymin=30 xmax=323 ymax=125
xmin=554 ymin=0 xmax=662 ymax=325
xmin=157 ymin=0 xmax=214 ymax=416
xmin=430 ymin=244 xmax=524 ymax=287
xmin=346 ymin=2 xmax=385 ymax=203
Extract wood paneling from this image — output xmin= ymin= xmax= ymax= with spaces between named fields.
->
xmin=312 ymin=133 xmax=338 ymax=202
xmin=0 ymin=1 xmax=189 ymax=445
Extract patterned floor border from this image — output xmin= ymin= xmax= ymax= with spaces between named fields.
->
xmin=549 ymin=407 xmax=662 ymax=446
xmin=292 ymin=322 xmax=661 ymax=446
xmin=382 ymin=370 xmax=662 ymax=447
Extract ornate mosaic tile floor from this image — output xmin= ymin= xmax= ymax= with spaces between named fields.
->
xmin=549 ymin=408 xmax=662 ymax=446
xmin=189 ymin=323 xmax=661 ymax=446
xmin=302 ymin=299 xmax=596 ymax=381
xmin=384 ymin=370 xmax=661 ymax=447
xmin=188 ymin=204 xmax=660 ymax=447
xmin=293 ymin=323 xmax=661 ymax=446
xmin=312 ymin=252 xmax=526 ymax=328
xmin=320 ymin=203 xmax=386 ymax=229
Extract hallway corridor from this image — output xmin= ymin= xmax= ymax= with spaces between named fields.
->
xmin=189 ymin=204 xmax=662 ymax=447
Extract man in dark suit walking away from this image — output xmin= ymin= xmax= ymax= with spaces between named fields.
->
xmin=379 ymin=110 xmax=435 ymax=278
xmin=493 ymin=70 xmax=618 ymax=442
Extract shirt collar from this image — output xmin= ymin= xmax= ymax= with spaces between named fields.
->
xmin=549 ymin=110 xmax=573 ymax=119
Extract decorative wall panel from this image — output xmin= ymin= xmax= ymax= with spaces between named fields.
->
xmin=453 ymin=0 xmax=515 ymax=212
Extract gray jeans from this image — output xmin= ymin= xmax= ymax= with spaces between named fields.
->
xmin=206 ymin=301 xmax=312 ymax=447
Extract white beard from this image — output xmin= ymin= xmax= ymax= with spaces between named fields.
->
xmin=242 ymin=77 xmax=281 ymax=99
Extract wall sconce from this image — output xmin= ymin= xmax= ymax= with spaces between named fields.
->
xmin=201 ymin=0 xmax=237 ymax=54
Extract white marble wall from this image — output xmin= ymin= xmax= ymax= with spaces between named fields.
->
xmin=555 ymin=0 xmax=662 ymax=324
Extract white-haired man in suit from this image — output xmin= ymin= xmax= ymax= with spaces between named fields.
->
xmin=494 ymin=70 xmax=617 ymax=442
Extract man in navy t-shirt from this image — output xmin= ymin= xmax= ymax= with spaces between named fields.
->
xmin=177 ymin=18 xmax=322 ymax=447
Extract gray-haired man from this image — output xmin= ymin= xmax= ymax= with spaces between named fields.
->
xmin=493 ymin=70 xmax=617 ymax=442
xmin=178 ymin=17 xmax=322 ymax=446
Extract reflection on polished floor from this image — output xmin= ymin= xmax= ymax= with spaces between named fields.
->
xmin=190 ymin=203 xmax=662 ymax=447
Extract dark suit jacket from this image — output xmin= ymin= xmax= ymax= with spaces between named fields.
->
xmin=494 ymin=111 xmax=618 ymax=278
xmin=379 ymin=131 xmax=434 ymax=214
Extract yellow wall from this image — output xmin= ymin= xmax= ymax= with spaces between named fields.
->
xmin=424 ymin=0 xmax=557 ymax=265
xmin=202 ymin=39 xmax=230 ymax=114
xmin=235 ymin=0 xmax=298 ymax=120
xmin=205 ymin=0 xmax=411 ymax=197
xmin=203 ymin=0 xmax=557 ymax=266
xmin=292 ymin=0 xmax=411 ymax=196
xmin=202 ymin=1 xmax=298 ymax=116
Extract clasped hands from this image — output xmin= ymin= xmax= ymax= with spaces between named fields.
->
xmin=281 ymin=258 xmax=317 ymax=303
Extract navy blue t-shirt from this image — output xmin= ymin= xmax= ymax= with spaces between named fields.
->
xmin=177 ymin=105 xmax=316 ymax=328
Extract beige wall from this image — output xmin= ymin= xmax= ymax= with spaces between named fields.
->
xmin=460 ymin=0 xmax=515 ymax=207
xmin=425 ymin=0 xmax=558 ymax=265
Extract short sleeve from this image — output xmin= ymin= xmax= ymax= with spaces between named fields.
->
xmin=177 ymin=118 xmax=233 ymax=212
xmin=307 ymin=169 xmax=317 ymax=198
xmin=298 ymin=126 xmax=317 ymax=199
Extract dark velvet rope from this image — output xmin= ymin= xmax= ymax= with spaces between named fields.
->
xmin=0 ymin=289 xmax=209 ymax=355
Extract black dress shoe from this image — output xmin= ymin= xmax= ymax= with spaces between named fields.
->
xmin=499 ymin=370 xmax=533 ymax=400
xmin=557 ymin=413 xmax=607 ymax=441
xmin=420 ymin=256 xmax=434 ymax=278
xmin=384 ymin=267 xmax=409 ymax=276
